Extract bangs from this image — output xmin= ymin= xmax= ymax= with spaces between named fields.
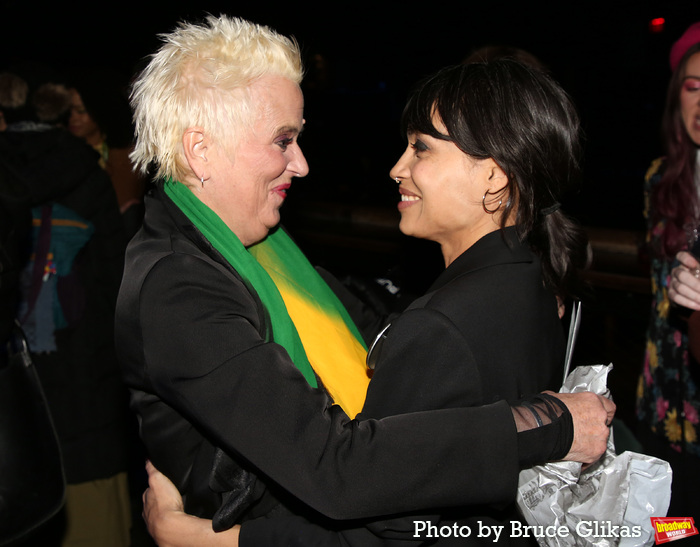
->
xmin=401 ymin=74 xmax=453 ymax=141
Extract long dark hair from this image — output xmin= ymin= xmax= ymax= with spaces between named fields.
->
xmin=651 ymin=42 xmax=700 ymax=258
xmin=401 ymin=60 xmax=590 ymax=300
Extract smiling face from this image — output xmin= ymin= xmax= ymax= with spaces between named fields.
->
xmin=199 ymin=75 xmax=308 ymax=246
xmin=681 ymin=51 xmax=700 ymax=146
xmin=389 ymin=115 xmax=507 ymax=266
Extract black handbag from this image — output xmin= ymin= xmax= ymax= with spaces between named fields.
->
xmin=0 ymin=325 xmax=65 ymax=545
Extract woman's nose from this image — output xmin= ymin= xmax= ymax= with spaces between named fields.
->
xmin=290 ymin=144 xmax=309 ymax=177
xmin=389 ymin=147 xmax=412 ymax=182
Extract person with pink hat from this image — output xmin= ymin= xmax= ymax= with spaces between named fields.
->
xmin=639 ymin=20 xmax=700 ymax=523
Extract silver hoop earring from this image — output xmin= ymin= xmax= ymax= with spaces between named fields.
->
xmin=482 ymin=190 xmax=502 ymax=214
xmin=200 ymin=176 xmax=205 ymax=188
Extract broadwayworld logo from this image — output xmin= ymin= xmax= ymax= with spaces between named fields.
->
xmin=651 ymin=517 xmax=698 ymax=544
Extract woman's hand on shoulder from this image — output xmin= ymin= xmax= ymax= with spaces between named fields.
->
xmin=143 ymin=460 xmax=240 ymax=546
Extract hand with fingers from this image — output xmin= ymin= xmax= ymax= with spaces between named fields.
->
xmin=142 ymin=461 xmax=240 ymax=546
xmin=669 ymin=251 xmax=700 ymax=311
xmin=550 ymin=391 xmax=616 ymax=464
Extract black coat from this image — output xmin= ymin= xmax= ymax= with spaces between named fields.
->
xmin=239 ymin=227 xmax=566 ymax=545
xmin=0 ymin=129 xmax=91 ymax=344
xmin=0 ymin=127 xmax=130 ymax=483
xmin=116 ymin=188 xmax=553 ymax=529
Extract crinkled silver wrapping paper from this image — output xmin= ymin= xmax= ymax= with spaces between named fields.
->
xmin=516 ymin=364 xmax=672 ymax=547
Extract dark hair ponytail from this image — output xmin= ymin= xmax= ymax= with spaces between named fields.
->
xmin=530 ymin=209 xmax=591 ymax=300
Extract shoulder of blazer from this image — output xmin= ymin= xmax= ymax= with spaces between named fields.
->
xmin=138 ymin=188 xmax=273 ymax=342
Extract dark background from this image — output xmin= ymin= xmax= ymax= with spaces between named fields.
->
xmin=2 ymin=0 xmax=699 ymax=230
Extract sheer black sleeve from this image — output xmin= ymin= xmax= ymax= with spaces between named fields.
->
xmin=512 ymin=392 xmax=573 ymax=467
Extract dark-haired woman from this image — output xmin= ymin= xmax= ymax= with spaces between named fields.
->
xmin=68 ymin=72 xmax=146 ymax=235
xmin=143 ymin=58 xmax=593 ymax=546
xmin=637 ymin=22 xmax=700 ymax=519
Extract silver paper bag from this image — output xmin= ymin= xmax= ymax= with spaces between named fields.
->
xmin=516 ymin=364 xmax=671 ymax=547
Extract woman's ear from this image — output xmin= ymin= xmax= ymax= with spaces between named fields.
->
xmin=182 ymin=128 xmax=208 ymax=179
xmin=485 ymin=158 xmax=509 ymax=196
xmin=480 ymin=159 xmax=510 ymax=217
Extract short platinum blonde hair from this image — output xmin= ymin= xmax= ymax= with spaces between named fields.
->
xmin=130 ymin=15 xmax=303 ymax=181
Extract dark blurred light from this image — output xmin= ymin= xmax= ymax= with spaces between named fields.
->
xmin=649 ymin=18 xmax=665 ymax=34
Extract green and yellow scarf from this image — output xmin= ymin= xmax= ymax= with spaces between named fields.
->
xmin=164 ymin=180 xmax=370 ymax=417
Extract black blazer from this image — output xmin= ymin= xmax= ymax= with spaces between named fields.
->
xmin=116 ymin=187 xmax=562 ymax=535
xmin=240 ymin=227 xmax=566 ymax=545
xmin=362 ymin=227 xmax=563 ymax=415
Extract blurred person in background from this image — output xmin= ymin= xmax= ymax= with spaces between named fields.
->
xmin=68 ymin=69 xmax=145 ymax=236
xmin=638 ymin=21 xmax=700 ymax=521
xmin=0 ymin=71 xmax=133 ymax=546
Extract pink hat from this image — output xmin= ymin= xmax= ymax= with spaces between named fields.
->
xmin=670 ymin=22 xmax=700 ymax=72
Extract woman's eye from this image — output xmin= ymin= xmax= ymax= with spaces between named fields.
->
xmin=410 ymin=140 xmax=428 ymax=154
xmin=683 ymin=80 xmax=700 ymax=93
xmin=276 ymin=137 xmax=294 ymax=151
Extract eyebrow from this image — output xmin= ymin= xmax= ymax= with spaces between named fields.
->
xmin=275 ymin=124 xmax=304 ymax=136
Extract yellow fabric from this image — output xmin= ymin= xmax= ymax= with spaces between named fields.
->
xmin=254 ymin=252 xmax=370 ymax=418
xmin=280 ymin=289 xmax=370 ymax=417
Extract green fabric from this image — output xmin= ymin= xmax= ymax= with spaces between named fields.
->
xmin=248 ymin=234 xmax=368 ymax=350
xmin=164 ymin=179 xmax=318 ymax=387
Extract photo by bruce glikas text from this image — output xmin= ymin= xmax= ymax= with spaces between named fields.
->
xmin=413 ymin=520 xmax=644 ymax=542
